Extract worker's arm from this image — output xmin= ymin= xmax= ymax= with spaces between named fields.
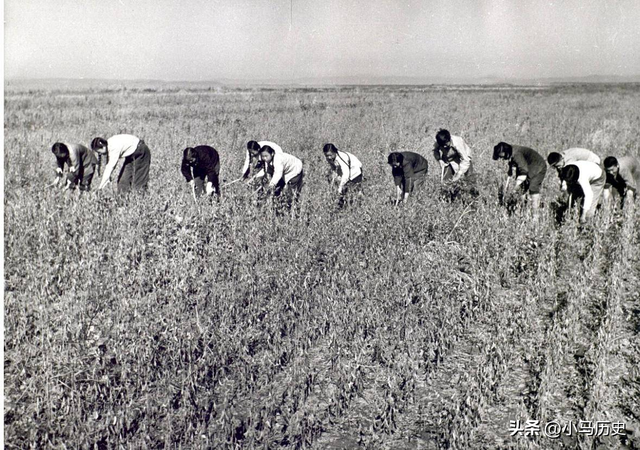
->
xmin=336 ymin=157 xmax=350 ymax=194
xmin=579 ymin=178 xmax=593 ymax=222
xmin=269 ymin=155 xmax=284 ymax=188
xmin=451 ymin=138 xmax=471 ymax=181
xmin=241 ymin=150 xmax=252 ymax=179
xmin=98 ymin=149 xmax=119 ymax=190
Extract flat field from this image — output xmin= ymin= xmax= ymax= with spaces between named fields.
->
xmin=4 ymin=83 xmax=640 ymax=449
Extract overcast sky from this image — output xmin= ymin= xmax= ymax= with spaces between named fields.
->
xmin=5 ymin=0 xmax=640 ymax=81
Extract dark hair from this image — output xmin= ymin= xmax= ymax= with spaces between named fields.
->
xmin=247 ymin=141 xmax=261 ymax=151
xmin=91 ymin=137 xmax=108 ymax=151
xmin=260 ymin=145 xmax=275 ymax=155
xmin=560 ymin=164 xmax=580 ymax=183
xmin=183 ymin=147 xmax=197 ymax=165
xmin=435 ymin=129 xmax=451 ymax=146
xmin=387 ymin=152 xmax=404 ymax=165
xmin=51 ymin=143 xmax=69 ymax=158
xmin=323 ymin=143 xmax=338 ymax=154
xmin=603 ymin=156 xmax=619 ymax=169
xmin=493 ymin=142 xmax=513 ymax=160
xmin=547 ymin=152 xmax=562 ymax=165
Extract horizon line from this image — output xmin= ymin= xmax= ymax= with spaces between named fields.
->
xmin=5 ymin=74 xmax=640 ymax=87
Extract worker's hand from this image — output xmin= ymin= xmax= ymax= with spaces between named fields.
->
xmin=205 ymin=182 xmax=214 ymax=196
xmin=439 ymin=160 xmax=447 ymax=170
xmin=624 ymin=192 xmax=635 ymax=206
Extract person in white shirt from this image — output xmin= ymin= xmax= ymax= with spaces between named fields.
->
xmin=322 ymin=143 xmax=363 ymax=207
xmin=432 ymin=129 xmax=473 ymax=183
xmin=559 ymin=161 xmax=606 ymax=223
xmin=91 ymin=134 xmax=151 ymax=193
xmin=257 ymin=145 xmax=304 ymax=207
xmin=547 ymin=148 xmax=601 ymax=187
xmin=242 ymin=140 xmax=283 ymax=182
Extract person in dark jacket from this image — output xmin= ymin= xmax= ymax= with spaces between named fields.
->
xmin=180 ymin=146 xmax=221 ymax=199
xmin=388 ymin=152 xmax=429 ymax=205
xmin=50 ymin=142 xmax=98 ymax=191
xmin=493 ymin=142 xmax=547 ymax=209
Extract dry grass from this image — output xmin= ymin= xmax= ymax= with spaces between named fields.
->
xmin=4 ymin=83 xmax=640 ymax=449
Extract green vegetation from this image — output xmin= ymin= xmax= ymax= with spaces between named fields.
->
xmin=4 ymin=84 xmax=640 ymax=448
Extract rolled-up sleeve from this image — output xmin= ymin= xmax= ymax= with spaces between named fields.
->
xmin=98 ymin=148 xmax=120 ymax=190
xmin=336 ymin=157 xmax=350 ymax=192
xmin=269 ymin=156 xmax=284 ymax=187
xmin=66 ymin=149 xmax=81 ymax=184
xmin=452 ymin=138 xmax=472 ymax=181
xmin=580 ymin=177 xmax=594 ymax=216
xmin=241 ymin=150 xmax=251 ymax=178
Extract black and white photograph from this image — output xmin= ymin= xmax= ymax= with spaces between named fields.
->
xmin=3 ymin=0 xmax=640 ymax=448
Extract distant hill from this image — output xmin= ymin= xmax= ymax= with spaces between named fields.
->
xmin=5 ymin=74 xmax=640 ymax=90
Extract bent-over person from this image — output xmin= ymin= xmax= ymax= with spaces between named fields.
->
xmin=257 ymin=146 xmax=304 ymax=208
xmin=92 ymin=134 xmax=151 ymax=193
xmin=432 ymin=129 xmax=473 ymax=183
xmin=181 ymin=146 xmax=221 ymax=199
xmin=559 ymin=161 xmax=606 ymax=223
xmin=603 ymin=156 xmax=640 ymax=208
xmin=388 ymin=151 xmax=429 ymax=206
xmin=51 ymin=142 xmax=98 ymax=191
xmin=323 ymin=143 xmax=363 ymax=207
xmin=547 ymin=148 xmax=601 ymax=187
xmin=493 ymin=142 xmax=547 ymax=209
xmin=242 ymin=140 xmax=283 ymax=182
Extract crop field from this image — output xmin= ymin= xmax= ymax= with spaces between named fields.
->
xmin=4 ymin=83 xmax=640 ymax=449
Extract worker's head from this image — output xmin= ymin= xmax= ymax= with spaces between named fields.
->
xmin=387 ymin=152 xmax=404 ymax=169
xmin=51 ymin=143 xmax=69 ymax=160
xmin=247 ymin=141 xmax=261 ymax=158
xmin=322 ymin=143 xmax=338 ymax=164
xmin=435 ymin=129 xmax=452 ymax=148
xmin=603 ymin=156 xmax=619 ymax=177
xmin=560 ymin=164 xmax=580 ymax=185
xmin=91 ymin=137 xmax=108 ymax=154
xmin=493 ymin=142 xmax=513 ymax=161
xmin=260 ymin=145 xmax=276 ymax=164
xmin=547 ymin=152 xmax=565 ymax=169
xmin=183 ymin=147 xmax=198 ymax=166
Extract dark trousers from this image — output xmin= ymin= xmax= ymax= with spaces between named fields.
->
xmin=522 ymin=166 xmax=547 ymax=195
xmin=403 ymin=170 xmax=427 ymax=193
xmin=70 ymin=164 xmax=96 ymax=191
xmin=118 ymin=140 xmax=151 ymax=193
xmin=339 ymin=173 xmax=363 ymax=207
xmin=274 ymin=170 xmax=304 ymax=208
xmin=193 ymin=165 xmax=220 ymax=198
